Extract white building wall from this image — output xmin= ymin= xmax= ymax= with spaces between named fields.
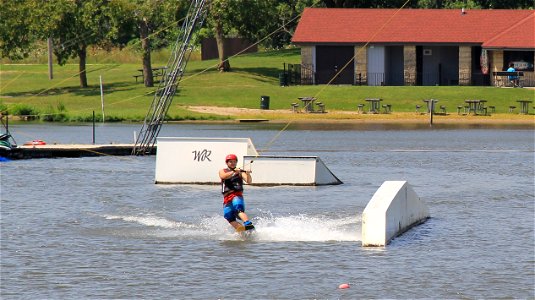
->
xmin=367 ymin=45 xmax=385 ymax=86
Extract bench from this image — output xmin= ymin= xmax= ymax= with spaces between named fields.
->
xmin=457 ymin=105 xmax=471 ymax=115
xmin=382 ymin=104 xmax=392 ymax=113
xmin=134 ymin=73 xmax=164 ymax=84
xmin=357 ymin=104 xmax=365 ymax=114
xmin=315 ymin=102 xmax=326 ymax=113
xmin=493 ymin=71 xmax=524 ymax=87
xmin=134 ymin=67 xmax=168 ymax=83
xmin=290 ymin=103 xmax=300 ymax=113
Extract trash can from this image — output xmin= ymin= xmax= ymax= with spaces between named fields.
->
xmin=279 ymin=72 xmax=288 ymax=87
xmin=260 ymin=96 xmax=270 ymax=110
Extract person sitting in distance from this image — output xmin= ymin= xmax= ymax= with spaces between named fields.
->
xmin=507 ymin=62 xmax=520 ymax=88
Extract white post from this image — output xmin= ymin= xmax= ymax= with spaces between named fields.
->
xmin=99 ymin=75 xmax=105 ymax=122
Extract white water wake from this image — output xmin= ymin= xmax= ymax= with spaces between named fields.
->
xmin=103 ymin=212 xmax=361 ymax=242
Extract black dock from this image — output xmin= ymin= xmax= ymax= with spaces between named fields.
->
xmin=0 ymin=144 xmax=156 ymax=160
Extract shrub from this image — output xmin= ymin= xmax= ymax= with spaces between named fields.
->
xmin=40 ymin=102 xmax=68 ymax=122
xmin=0 ymin=102 xmax=7 ymax=115
xmin=11 ymin=104 xmax=38 ymax=120
xmin=68 ymin=114 xmax=125 ymax=122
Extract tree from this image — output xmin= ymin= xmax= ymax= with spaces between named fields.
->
xmin=206 ymin=0 xmax=279 ymax=72
xmin=38 ymin=0 xmax=127 ymax=88
xmin=270 ymin=0 xmax=323 ymax=49
xmin=0 ymin=0 xmax=37 ymax=60
xmin=125 ymin=0 xmax=187 ymax=87
xmin=322 ymin=0 xmax=355 ymax=7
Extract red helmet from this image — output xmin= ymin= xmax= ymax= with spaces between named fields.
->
xmin=225 ymin=154 xmax=238 ymax=162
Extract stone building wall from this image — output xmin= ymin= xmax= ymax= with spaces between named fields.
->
xmin=490 ymin=50 xmax=504 ymax=86
xmin=300 ymin=46 xmax=314 ymax=66
xmin=458 ymin=46 xmax=472 ymax=85
xmin=355 ymin=45 xmax=367 ymax=85
xmin=300 ymin=46 xmax=314 ymax=84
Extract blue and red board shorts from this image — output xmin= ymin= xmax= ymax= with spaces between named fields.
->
xmin=223 ymin=195 xmax=245 ymax=223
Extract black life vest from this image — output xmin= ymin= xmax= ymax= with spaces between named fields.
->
xmin=221 ymin=168 xmax=244 ymax=194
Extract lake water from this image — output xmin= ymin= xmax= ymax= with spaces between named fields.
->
xmin=1 ymin=123 xmax=534 ymax=299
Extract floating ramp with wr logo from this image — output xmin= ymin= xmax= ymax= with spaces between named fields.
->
xmin=154 ymin=137 xmax=342 ymax=185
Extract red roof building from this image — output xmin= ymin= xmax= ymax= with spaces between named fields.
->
xmin=291 ymin=8 xmax=534 ymax=86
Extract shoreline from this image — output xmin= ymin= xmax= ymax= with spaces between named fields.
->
xmin=181 ymin=106 xmax=535 ymax=128
xmin=4 ymin=106 xmax=534 ymax=129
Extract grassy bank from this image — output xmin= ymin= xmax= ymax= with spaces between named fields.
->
xmin=1 ymin=48 xmax=533 ymax=122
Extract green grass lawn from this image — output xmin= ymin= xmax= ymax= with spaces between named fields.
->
xmin=1 ymin=48 xmax=533 ymax=122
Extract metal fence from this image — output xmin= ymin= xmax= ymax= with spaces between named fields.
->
xmin=404 ymin=71 xmax=491 ymax=86
xmin=521 ymin=72 xmax=535 ymax=86
xmin=282 ymin=63 xmax=314 ymax=86
xmin=286 ymin=63 xmax=301 ymax=85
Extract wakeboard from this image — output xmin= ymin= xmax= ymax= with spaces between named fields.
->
xmin=236 ymin=223 xmax=256 ymax=239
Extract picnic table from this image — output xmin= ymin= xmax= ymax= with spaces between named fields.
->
xmin=298 ymin=97 xmax=317 ymax=113
xmin=423 ymin=99 xmax=438 ymax=113
xmin=464 ymin=99 xmax=488 ymax=115
xmin=365 ymin=98 xmax=382 ymax=113
xmin=134 ymin=67 xmax=167 ymax=83
xmin=517 ymin=100 xmax=532 ymax=114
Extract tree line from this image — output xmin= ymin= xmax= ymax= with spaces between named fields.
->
xmin=1 ymin=0 xmax=530 ymax=88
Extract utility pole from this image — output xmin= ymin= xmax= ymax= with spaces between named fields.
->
xmin=47 ymin=38 xmax=53 ymax=80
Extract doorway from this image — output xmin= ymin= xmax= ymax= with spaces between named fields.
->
xmin=315 ymin=46 xmax=354 ymax=84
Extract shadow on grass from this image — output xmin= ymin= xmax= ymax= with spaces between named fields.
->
xmin=244 ymin=48 xmax=300 ymax=58
xmin=184 ymin=66 xmax=282 ymax=83
xmin=231 ymin=67 xmax=281 ymax=82
xmin=3 ymin=81 xmax=139 ymax=98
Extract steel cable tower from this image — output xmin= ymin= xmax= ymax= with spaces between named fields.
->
xmin=133 ymin=0 xmax=207 ymax=155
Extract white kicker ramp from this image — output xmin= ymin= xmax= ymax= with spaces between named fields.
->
xmin=243 ymin=155 xmax=342 ymax=185
xmin=154 ymin=137 xmax=341 ymax=185
xmin=361 ymin=181 xmax=430 ymax=247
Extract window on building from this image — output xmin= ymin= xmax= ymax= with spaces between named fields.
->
xmin=503 ymin=51 xmax=534 ymax=71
